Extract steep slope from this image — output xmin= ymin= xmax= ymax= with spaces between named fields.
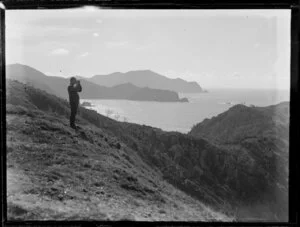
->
xmin=189 ymin=103 xmax=289 ymax=221
xmin=89 ymin=70 xmax=203 ymax=93
xmin=6 ymin=64 xmax=187 ymax=102
xmin=6 ymin=80 xmax=229 ymax=221
xmin=6 ymin=80 xmax=287 ymax=221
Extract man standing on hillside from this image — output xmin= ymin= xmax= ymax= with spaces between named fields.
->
xmin=68 ymin=77 xmax=82 ymax=129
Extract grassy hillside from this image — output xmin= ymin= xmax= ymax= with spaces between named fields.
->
xmin=6 ymin=80 xmax=229 ymax=221
xmin=6 ymin=79 xmax=287 ymax=221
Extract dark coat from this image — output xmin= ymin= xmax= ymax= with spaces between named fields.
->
xmin=68 ymin=83 xmax=82 ymax=105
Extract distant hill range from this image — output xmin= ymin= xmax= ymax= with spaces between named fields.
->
xmin=89 ymin=70 xmax=204 ymax=93
xmin=6 ymin=64 xmax=188 ymax=102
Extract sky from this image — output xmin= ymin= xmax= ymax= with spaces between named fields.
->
xmin=6 ymin=7 xmax=290 ymax=89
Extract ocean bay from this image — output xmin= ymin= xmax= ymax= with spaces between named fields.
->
xmin=81 ymin=88 xmax=290 ymax=133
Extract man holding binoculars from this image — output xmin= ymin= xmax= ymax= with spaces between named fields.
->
xmin=68 ymin=77 xmax=82 ymax=129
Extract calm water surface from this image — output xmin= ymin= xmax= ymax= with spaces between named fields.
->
xmin=82 ymin=89 xmax=289 ymax=133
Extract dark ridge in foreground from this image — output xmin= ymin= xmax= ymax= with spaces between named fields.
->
xmin=6 ymin=79 xmax=288 ymax=221
xmin=189 ymin=102 xmax=289 ymax=221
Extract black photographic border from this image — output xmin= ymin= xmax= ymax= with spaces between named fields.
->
xmin=0 ymin=0 xmax=299 ymax=226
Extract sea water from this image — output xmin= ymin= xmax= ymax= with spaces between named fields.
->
xmin=81 ymin=88 xmax=290 ymax=133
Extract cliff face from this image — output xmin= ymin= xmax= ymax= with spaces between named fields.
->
xmin=6 ymin=80 xmax=288 ymax=221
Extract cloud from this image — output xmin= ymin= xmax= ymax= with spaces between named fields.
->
xmin=50 ymin=48 xmax=69 ymax=56
xmin=96 ymin=19 xmax=103 ymax=24
xmin=254 ymin=43 xmax=260 ymax=48
xmin=105 ymin=41 xmax=153 ymax=50
xmin=93 ymin=32 xmax=99 ymax=37
xmin=135 ymin=43 xmax=155 ymax=51
xmin=104 ymin=40 xmax=155 ymax=51
xmin=7 ymin=21 xmax=93 ymax=41
xmin=105 ymin=41 xmax=129 ymax=48
xmin=233 ymin=73 xmax=241 ymax=77
xmin=79 ymin=52 xmax=89 ymax=57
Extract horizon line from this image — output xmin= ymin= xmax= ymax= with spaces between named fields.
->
xmin=6 ymin=63 xmax=290 ymax=91
xmin=6 ymin=63 xmax=200 ymax=83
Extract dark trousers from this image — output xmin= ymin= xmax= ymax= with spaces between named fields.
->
xmin=70 ymin=101 xmax=79 ymax=127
